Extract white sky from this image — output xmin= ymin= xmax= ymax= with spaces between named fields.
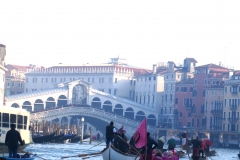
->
xmin=0 ymin=0 xmax=240 ymax=69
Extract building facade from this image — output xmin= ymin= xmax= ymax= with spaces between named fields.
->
xmin=0 ymin=43 xmax=7 ymax=105
xmin=175 ymin=79 xmax=194 ymax=128
xmin=25 ymin=57 xmax=150 ymax=100
xmin=204 ymin=84 xmax=224 ymax=131
xmin=4 ymin=64 xmax=29 ymax=96
xmin=223 ymin=71 xmax=240 ymax=132
xmin=192 ymin=64 xmax=229 ymax=129
xmin=159 ymin=58 xmax=196 ymax=128
xmin=134 ymin=63 xmax=166 ymax=111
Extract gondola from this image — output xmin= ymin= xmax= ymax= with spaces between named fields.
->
xmin=55 ymin=134 xmax=77 ymax=143
xmin=70 ymin=135 xmax=90 ymax=143
xmin=32 ymin=133 xmax=55 ymax=143
xmin=0 ymin=154 xmax=37 ymax=160
xmin=49 ymin=134 xmax=65 ymax=143
xmin=102 ymin=145 xmax=138 ymax=160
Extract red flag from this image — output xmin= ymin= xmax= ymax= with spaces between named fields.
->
xmin=134 ymin=118 xmax=147 ymax=148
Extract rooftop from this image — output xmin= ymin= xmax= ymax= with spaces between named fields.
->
xmin=195 ymin=63 xmax=229 ymax=70
xmin=0 ymin=43 xmax=6 ymax=47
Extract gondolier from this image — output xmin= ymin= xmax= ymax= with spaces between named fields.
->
xmin=105 ymin=121 xmax=116 ymax=147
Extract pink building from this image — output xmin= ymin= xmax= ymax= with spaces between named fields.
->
xmin=192 ymin=64 xmax=229 ymax=129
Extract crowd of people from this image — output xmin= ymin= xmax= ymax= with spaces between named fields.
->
xmin=105 ymin=121 xmax=213 ymax=160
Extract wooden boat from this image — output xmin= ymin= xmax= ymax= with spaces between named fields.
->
xmin=102 ymin=145 xmax=139 ymax=160
xmin=0 ymin=107 xmax=33 ymax=151
xmin=189 ymin=156 xmax=208 ymax=160
xmin=49 ymin=134 xmax=65 ymax=142
xmin=32 ymin=133 xmax=55 ymax=143
xmin=0 ymin=154 xmax=37 ymax=160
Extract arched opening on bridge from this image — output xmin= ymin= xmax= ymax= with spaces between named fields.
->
xmin=114 ymin=104 xmax=123 ymax=116
xmin=61 ymin=117 xmax=69 ymax=129
xmin=46 ymin=97 xmax=56 ymax=109
xmin=168 ymin=119 xmax=172 ymax=128
xmin=102 ymin=101 xmax=112 ymax=112
xmin=22 ymin=101 xmax=32 ymax=112
xmin=91 ymin=97 xmax=101 ymax=108
xmin=72 ymin=84 xmax=86 ymax=105
xmin=11 ymin=103 xmax=19 ymax=108
xmin=124 ymin=107 xmax=134 ymax=120
xmin=136 ymin=111 xmax=146 ymax=122
xmin=58 ymin=95 xmax=67 ymax=107
xmin=70 ymin=118 xmax=79 ymax=129
xmin=147 ymin=114 xmax=156 ymax=126
xmin=34 ymin=99 xmax=44 ymax=111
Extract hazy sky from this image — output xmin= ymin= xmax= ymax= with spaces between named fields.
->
xmin=0 ymin=0 xmax=240 ymax=69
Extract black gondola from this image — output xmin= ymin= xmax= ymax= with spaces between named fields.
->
xmin=32 ymin=133 xmax=56 ymax=143
xmin=49 ymin=134 xmax=65 ymax=143
xmin=70 ymin=135 xmax=90 ymax=143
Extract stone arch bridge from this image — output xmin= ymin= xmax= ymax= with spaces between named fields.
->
xmin=31 ymin=106 xmax=158 ymax=137
xmin=6 ymin=79 xmax=158 ymax=126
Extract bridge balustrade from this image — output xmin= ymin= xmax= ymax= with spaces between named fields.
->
xmin=31 ymin=106 xmax=157 ymax=133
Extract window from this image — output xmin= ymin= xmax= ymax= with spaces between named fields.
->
xmin=63 ymin=78 xmax=66 ymax=82
xmin=17 ymin=115 xmax=23 ymax=129
xmin=115 ymin=78 xmax=117 ymax=83
xmin=225 ymin=87 xmax=227 ymax=93
xmin=7 ymin=82 xmax=10 ymax=86
xmin=24 ymin=116 xmax=27 ymax=129
xmin=92 ymin=78 xmax=94 ymax=83
xmin=179 ymin=112 xmax=182 ymax=117
xmin=194 ymin=79 xmax=197 ymax=85
xmin=149 ymin=77 xmax=151 ymax=81
xmin=176 ymin=87 xmax=179 ymax=92
xmin=192 ymin=119 xmax=194 ymax=127
xmin=175 ymin=98 xmax=178 ymax=104
xmin=224 ymin=99 xmax=226 ymax=106
xmin=46 ymin=78 xmax=48 ymax=83
xmin=190 ymin=87 xmax=193 ymax=92
xmin=10 ymin=114 xmax=16 ymax=125
xmin=188 ymin=122 xmax=191 ymax=127
xmin=26 ymin=78 xmax=28 ymax=83
xmin=153 ymin=77 xmax=156 ymax=80
xmin=102 ymin=78 xmax=104 ymax=83
xmin=11 ymin=82 xmax=14 ymax=87
xmin=152 ymin=95 xmax=154 ymax=103
xmin=114 ymin=89 xmax=117 ymax=95
xmin=188 ymin=113 xmax=191 ymax=117
xmin=88 ymin=78 xmax=90 ymax=82
xmin=109 ymin=89 xmax=111 ymax=94
xmin=2 ymin=113 xmax=9 ymax=128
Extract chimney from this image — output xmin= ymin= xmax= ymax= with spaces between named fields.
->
xmin=153 ymin=64 xmax=157 ymax=74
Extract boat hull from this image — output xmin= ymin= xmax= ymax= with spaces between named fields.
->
xmin=102 ymin=146 xmax=139 ymax=160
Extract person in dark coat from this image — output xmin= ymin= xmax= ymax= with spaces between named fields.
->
xmin=191 ymin=136 xmax=201 ymax=160
xmin=5 ymin=124 xmax=24 ymax=158
xmin=141 ymin=132 xmax=158 ymax=160
xmin=167 ymin=136 xmax=176 ymax=151
xmin=105 ymin=121 xmax=116 ymax=147
xmin=113 ymin=129 xmax=129 ymax=153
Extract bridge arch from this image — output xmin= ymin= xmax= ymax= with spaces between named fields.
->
xmin=11 ymin=103 xmax=20 ymax=108
xmin=124 ymin=107 xmax=134 ymax=119
xmin=114 ymin=104 xmax=123 ymax=116
xmin=58 ymin=95 xmax=67 ymax=107
xmin=102 ymin=100 xmax=112 ymax=112
xmin=34 ymin=99 xmax=44 ymax=111
xmin=46 ymin=97 xmax=56 ymax=109
xmin=91 ymin=97 xmax=101 ymax=108
xmin=22 ymin=101 xmax=32 ymax=112
xmin=72 ymin=84 xmax=87 ymax=105
xmin=147 ymin=114 xmax=156 ymax=126
xmin=136 ymin=111 xmax=145 ymax=122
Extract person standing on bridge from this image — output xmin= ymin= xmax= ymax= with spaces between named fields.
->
xmin=105 ymin=121 xmax=116 ymax=147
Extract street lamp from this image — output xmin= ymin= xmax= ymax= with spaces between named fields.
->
xmin=80 ymin=117 xmax=84 ymax=143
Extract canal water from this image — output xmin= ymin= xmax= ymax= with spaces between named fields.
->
xmin=22 ymin=142 xmax=239 ymax=160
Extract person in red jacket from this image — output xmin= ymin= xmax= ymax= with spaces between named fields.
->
xmin=199 ymin=140 xmax=206 ymax=158
xmin=204 ymin=138 xmax=212 ymax=154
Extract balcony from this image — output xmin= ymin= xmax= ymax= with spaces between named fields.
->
xmin=230 ymin=105 xmax=237 ymax=110
xmin=211 ymin=110 xmax=223 ymax=115
xmin=231 ymin=91 xmax=238 ymax=95
xmin=228 ymin=118 xmax=239 ymax=123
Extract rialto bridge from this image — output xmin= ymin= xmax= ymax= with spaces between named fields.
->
xmin=6 ymin=80 xmax=158 ymax=128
